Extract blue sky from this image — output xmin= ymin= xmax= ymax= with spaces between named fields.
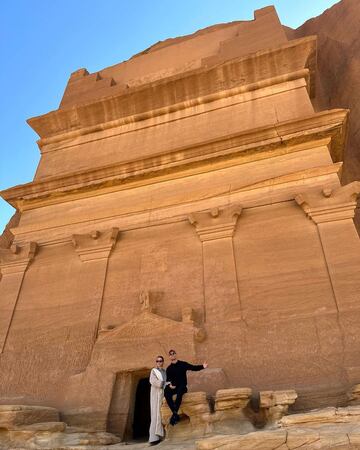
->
xmin=0 ymin=0 xmax=340 ymax=233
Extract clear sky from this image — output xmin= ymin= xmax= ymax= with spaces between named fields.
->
xmin=0 ymin=0 xmax=340 ymax=233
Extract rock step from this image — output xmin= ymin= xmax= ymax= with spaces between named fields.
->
xmin=1 ymin=430 xmax=120 ymax=448
xmin=280 ymin=405 xmax=360 ymax=427
xmin=6 ymin=421 xmax=66 ymax=432
xmin=196 ymin=424 xmax=360 ymax=449
xmin=0 ymin=405 xmax=60 ymax=428
xmin=0 ymin=405 xmax=121 ymax=449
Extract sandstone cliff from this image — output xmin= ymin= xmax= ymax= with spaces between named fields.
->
xmin=285 ymin=0 xmax=360 ymax=229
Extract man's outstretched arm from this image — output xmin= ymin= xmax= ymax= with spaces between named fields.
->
xmin=186 ymin=361 xmax=208 ymax=371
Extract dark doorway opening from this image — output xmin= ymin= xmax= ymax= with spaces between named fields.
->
xmin=132 ymin=376 xmax=151 ymax=440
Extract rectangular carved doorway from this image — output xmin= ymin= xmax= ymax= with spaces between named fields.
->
xmin=107 ymin=369 xmax=151 ymax=442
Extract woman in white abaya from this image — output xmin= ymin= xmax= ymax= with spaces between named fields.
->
xmin=149 ymin=355 xmax=167 ymax=446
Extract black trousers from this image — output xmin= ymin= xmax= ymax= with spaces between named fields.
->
xmin=164 ymin=385 xmax=187 ymax=413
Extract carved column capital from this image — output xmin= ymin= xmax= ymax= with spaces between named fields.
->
xmin=295 ymin=182 xmax=360 ymax=224
xmin=72 ymin=227 xmax=119 ymax=262
xmin=188 ymin=204 xmax=242 ymax=241
xmin=0 ymin=242 xmax=37 ymax=275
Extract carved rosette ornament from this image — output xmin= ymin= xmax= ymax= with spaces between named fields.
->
xmin=295 ymin=182 xmax=360 ymax=224
xmin=188 ymin=205 xmax=242 ymax=241
xmin=72 ymin=227 xmax=119 ymax=262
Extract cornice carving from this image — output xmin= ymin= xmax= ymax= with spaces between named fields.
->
xmin=28 ymin=37 xmax=316 ymax=141
xmin=72 ymin=227 xmax=119 ymax=262
xmin=0 ymin=242 xmax=37 ymax=275
xmin=295 ymin=182 xmax=360 ymax=224
xmin=1 ymin=109 xmax=348 ymax=212
xmin=189 ymin=204 xmax=242 ymax=241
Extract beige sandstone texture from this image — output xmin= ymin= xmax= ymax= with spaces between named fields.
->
xmin=0 ymin=405 xmax=121 ymax=449
xmin=196 ymin=404 xmax=360 ymax=450
xmin=1 ymin=1 xmax=360 ymax=448
xmin=285 ymin=0 xmax=360 ymax=229
xmin=2 ymin=396 xmax=360 ymax=449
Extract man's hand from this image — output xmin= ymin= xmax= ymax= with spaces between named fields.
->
xmin=203 ymin=361 xmax=208 ymax=369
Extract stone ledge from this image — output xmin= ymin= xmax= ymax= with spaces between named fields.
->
xmin=0 ymin=405 xmax=59 ymax=428
xmin=1 ymin=109 xmax=347 ymax=212
xmin=280 ymin=405 xmax=360 ymax=427
xmin=28 ymin=37 xmax=317 ymax=141
xmin=196 ymin=422 xmax=360 ymax=449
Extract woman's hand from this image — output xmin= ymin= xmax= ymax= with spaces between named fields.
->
xmin=169 ymin=384 xmax=176 ymax=389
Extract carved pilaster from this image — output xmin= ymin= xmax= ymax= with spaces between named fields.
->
xmin=189 ymin=205 xmax=242 ymax=241
xmin=295 ymin=182 xmax=360 ymax=224
xmin=0 ymin=242 xmax=37 ymax=275
xmin=295 ymin=182 xmax=360 ymax=311
xmin=72 ymin=228 xmax=119 ymax=262
xmin=0 ymin=241 xmax=37 ymax=353
xmin=189 ymin=204 xmax=242 ymax=322
xmin=71 ymin=228 xmax=119 ymax=344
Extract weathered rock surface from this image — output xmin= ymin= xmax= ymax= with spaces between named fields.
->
xmin=196 ymin=405 xmax=360 ymax=449
xmin=280 ymin=405 xmax=360 ymax=427
xmin=0 ymin=405 xmax=121 ymax=449
xmin=287 ymin=0 xmax=360 ymax=231
xmin=161 ymin=388 xmax=255 ymax=439
xmin=161 ymin=392 xmax=212 ymax=439
xmin=211 ymin=388 xmax=254 ymax=434
xmin=1 ymin=1 xmax=360 ymax=447
xmin=214 ymin=388 xmax=252 ymax=411
xmin=0 ymin=211 xmax=20 ymax=249
xmin=260 ymin=390 xmax=298 ymax=426
xmin=196 ymin=430 xmax=288 ymax=450
xmin=348 ymin=385 xmax=360 ymax=404
xmin=0 ymin=405 xmax=59 ymax=428
xmin=196 ymin=425 xmax=360 ymax=450
xmin=187 ymin=368 xmax=228 ymax=397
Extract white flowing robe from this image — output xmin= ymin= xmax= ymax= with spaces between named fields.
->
xmin=149 ymin=367 xmax=166 ymax=443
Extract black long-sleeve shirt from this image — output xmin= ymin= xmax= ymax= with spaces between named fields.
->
xmin=166 ymin=360 xmax=204 ymax=388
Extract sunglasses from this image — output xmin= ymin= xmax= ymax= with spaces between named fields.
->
xmin=156 ymin=360 xmax=164 ymax=363
xmin=169 ymin=352 xmax=176 ymax=356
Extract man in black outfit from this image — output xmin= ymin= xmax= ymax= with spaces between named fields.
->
xmin=165 ymin=349 xmax=208 ymax=426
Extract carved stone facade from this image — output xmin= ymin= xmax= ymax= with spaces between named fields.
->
xmin=0 ymin=4 xmax=360 ymax=444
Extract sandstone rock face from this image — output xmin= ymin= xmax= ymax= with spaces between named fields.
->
xmin=161 ymin=392 xmax=212 ymax=439
xmin=348 ymin=385 xmax=360 ymax=404
xmin=187 ymin=368 xmax=228 ymax=396
xmin=214 ymin=388 xmax=252 ymax=411
xmin=196 ymin=430 xmax=288 ymax=450
xmin=280 ymin=405 xmax=360 ymax=427
xmin=260 ymin=390 xmax=298 ymax=426
xmin=197 ymin=428 xmax=360 ymax=450
xmin=211 ymin=388 xmax=254 ymax=434
xmin=0 ymin=404 xmax=121 ymax=449
xmin=0 ymin=405 xmax=59 ymax=428
xmin=1 ymin=2 xmax=360 ymax=445
xmin=287 ymin=0 xmax=360 ymax=231
xmin=160 ymin=388 xmax=291 ymax=439
xmin=0 ymin=211 xmax=20 ymax=249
